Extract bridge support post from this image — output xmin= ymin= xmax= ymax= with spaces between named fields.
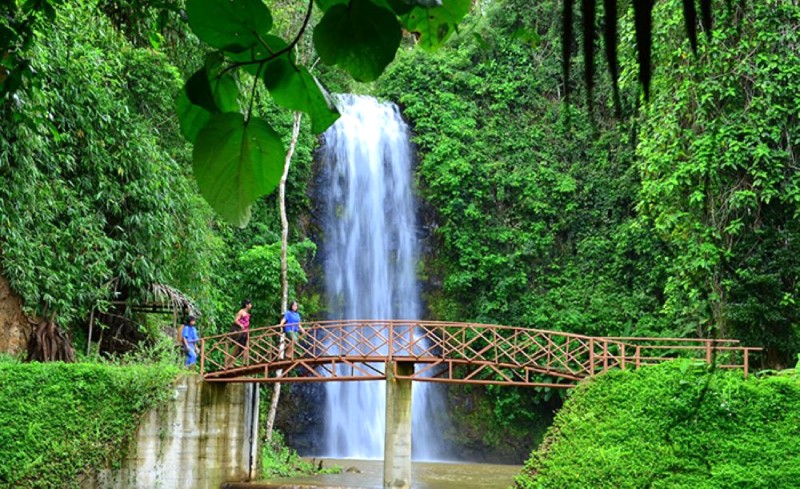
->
xmin=384 ymin=361 xmax=413 ymax=489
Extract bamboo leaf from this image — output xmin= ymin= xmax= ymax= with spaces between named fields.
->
xmin=682 ymin=0 xmax=698 ymax=53
xmin=603 ymin=0 xmax=621 ymax=115
xmin=562 ymin=0 xmax=574 ymax=102
xmin=633 ymin=0 xmax=654 ymax=100
xmin=581 ymin=0 xmax=596 ymax=108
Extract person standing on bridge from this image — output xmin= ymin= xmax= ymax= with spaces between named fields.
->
xmin=182 ymin=315 xmax=199 ymax=369
xmin=280 ymin=300 xmax=306 ymax=358
xmin=228 ymin=299 xmax=252 ymax=367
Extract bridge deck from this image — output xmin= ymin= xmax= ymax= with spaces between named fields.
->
xmin=199 ymin=320 xmax=760 ymax=387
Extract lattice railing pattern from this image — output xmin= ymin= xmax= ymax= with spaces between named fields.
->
xmin=199 ymin=320 xmax=760 ymax=386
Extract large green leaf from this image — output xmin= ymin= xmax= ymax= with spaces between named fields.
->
xmin=178 ymin=62 xmax=240 ymax=142
xmin=315 ymin=0 xmax=347 ymax=11
xmin=184 ymin=66 xmax=239 ymax=114
xmin=263 ymin=62 xmax=339 ymax=134
xmin=176 ymin=90 xmax=211 ymax=143
xmin=186 ymin=0 xmax=273 ymax=52
xmin=399 ymin=0 xmax=470 ymax=51
xmin=192 ymin=113 xmax=285 ymax=227
xmin=227 ymin=35 xmax=293 ymax=76
xmin=317 ymin=0 xmax=439 ymax=13
xmin=313 ymin=0 xmax=401 ymax=82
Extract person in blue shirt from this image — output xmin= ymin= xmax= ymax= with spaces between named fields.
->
xmin=182 ymin=315 xmax=200 ymax=369
xmin=279 ymin=301 xmax=306 ymax=358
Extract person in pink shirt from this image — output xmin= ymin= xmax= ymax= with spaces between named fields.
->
xmin=228 ymin=299 xmax=252 ymax=366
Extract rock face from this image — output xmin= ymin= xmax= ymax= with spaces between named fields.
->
xmin=0 ymin=276 xmax=29 ymax=355
xmin=274 ymin=382 xmax=327 ymax=454
xmin=87 ymin=375 xmax=257 ymax=489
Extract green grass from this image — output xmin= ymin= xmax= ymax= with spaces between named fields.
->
xmin=515 ymin=360 xmax=800 ymax=489
xmin=0 ymin=358 xmax=179 ymax=488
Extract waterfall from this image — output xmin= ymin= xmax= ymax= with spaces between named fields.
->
xmin=318 ymin=95 xmax=447 ymax=460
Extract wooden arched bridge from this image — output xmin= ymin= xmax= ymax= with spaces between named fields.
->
xmin=199 ymin=320 xmax=760 ymax=489
xmin=199 ymin=320 xmax=760 ymax=387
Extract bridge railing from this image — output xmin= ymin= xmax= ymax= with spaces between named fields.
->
xmin=602 ymin=337 xmax=759 ymax=375
xmin=199 ymin=320 xmax=760 ymax=385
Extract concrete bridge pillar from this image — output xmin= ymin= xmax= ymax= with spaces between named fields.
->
xmin=384 ymin=361 xmax=414 ymax=489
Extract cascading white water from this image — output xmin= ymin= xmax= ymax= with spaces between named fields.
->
xmin=318 ymin=95 xmax=447 ymax=460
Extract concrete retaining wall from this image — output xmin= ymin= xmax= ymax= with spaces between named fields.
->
xmin=88 ymin=375 xmax=257 ymax=489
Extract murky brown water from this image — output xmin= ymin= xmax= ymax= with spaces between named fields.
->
xmin=228 ymin=459 xmax=521 ymax=489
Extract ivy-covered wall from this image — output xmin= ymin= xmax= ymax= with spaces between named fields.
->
xmin=0 ymin=359 xmax=178 ymax=488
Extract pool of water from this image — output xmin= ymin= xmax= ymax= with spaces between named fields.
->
xmin=227 ymin=459 xmax=521 ymax=489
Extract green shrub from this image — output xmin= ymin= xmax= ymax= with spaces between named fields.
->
xmin=0 ymin=360 xmax=179 ymax=488
xmin=261 ymin=430 xmax=340 ymax=478
xmin=516 ymin=361 xmax=800 ymax=489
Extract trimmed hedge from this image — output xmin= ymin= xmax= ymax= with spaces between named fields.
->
xmin=0 ymin=360 xmax=178 ymax=488
xmin=516 ymin=361 xmax=800 ymax=489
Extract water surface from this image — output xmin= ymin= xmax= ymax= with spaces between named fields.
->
xmin=232 ymin=459 xmax=520 ymax=489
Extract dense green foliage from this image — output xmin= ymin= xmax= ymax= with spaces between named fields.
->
xmin=379 ymin=0 xmax=800 ymax=362
xmin=634 ymin=0 xmax=800 ymax=363
xmin=235 ymin=239 xmax=317 ymax=322
xmin=0 ymin=1 xmax=222 ymax=325
xmin=379 ymin=0 xmax=668 ymax=337
xmin=4 ymin=0 xmax=720 ymax=228
xmin=515 ymin=361 xmax=800 ymax=488
xmin=0 ymin=359 xmax=179 ymax=488
xmin=376 ymin=0 xmax=799 ymax=449
xmin=260 ymin=430 xmax=341 ymax=477
xmin=0 ymin=0 xmax=321 ymax=345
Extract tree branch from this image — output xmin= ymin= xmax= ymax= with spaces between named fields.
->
xmin=223 ymin=0 xmax=314 ymax=74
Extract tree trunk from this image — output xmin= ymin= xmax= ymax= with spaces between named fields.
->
xmin=265 ymin=111 xmax=303 ymax=442
xmin=26 ymin=316 xmax=75 ymax=362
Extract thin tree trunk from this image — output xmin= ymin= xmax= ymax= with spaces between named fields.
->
xmin=86 ymin=307 xmax=95 ymax=357
xmin=265 ymin=112 xmax=303 ymax=442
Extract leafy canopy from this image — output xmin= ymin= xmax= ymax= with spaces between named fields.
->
xmin=4 ymin=0 xmax=723 ymax=227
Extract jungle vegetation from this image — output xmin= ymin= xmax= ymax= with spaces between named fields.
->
xmin=2 ymin=0 xmax=794 ymax=363
xmin=0 ymin=0 xmax=798 ymax=482
xmin=0 ymin=356 xmax=179 ymax=488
